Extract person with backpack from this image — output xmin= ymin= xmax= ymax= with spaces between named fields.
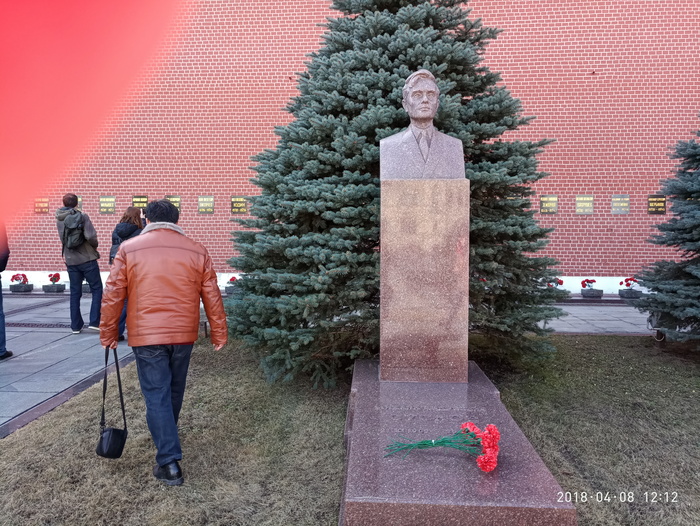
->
xmin=109 ymin=206 xmax=145 ymax=340
xmin=55 ymin=193 xmax=103 ymax=334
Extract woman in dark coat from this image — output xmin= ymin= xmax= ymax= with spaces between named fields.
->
xmin=110 ymin=207 xmax=144 ymax=264
xmin=110 ymin=207 xmax=144 ymax=340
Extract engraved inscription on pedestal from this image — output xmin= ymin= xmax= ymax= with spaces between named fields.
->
xmin=380 ymin=179 xmax=470 ymax=382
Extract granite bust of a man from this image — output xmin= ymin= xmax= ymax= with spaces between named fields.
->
xmin=380 ymin=69 xmax=465 ymax=180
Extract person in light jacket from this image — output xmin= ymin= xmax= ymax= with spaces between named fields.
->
xmin=100 ymin=199 xmax=227 ymax=486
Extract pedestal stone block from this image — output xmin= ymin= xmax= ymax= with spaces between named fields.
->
xmin=339 ymin=360 xmax=577 ymax=526
xmin=380 ymin=179 xmax=470 ymax=382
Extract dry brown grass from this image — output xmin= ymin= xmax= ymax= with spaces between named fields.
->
xmin=0 ymin=341 xmax=349 ymax=526
xmin=483 ymin=335 xmax=700 ymax=526
xmin=1 ymin=335 xmax=698 ymax=525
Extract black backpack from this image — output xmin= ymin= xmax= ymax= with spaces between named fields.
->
xmin=62 ymin=210 xmax=86 ymax=249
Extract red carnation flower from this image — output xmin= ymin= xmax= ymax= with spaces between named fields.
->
xmin=476 ymin=452 xmax=498 ymax=473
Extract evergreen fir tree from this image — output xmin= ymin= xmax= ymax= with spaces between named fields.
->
xmin=634 ymin=124 xmax=700 ymax=342
xmin=229 ymin=0 xmax=566 ymax=387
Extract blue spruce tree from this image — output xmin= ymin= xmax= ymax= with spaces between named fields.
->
xmin=635 ymin=123 xmax=700 ymax=342
xmin=229 ymin=0 xmax=566 ymax=387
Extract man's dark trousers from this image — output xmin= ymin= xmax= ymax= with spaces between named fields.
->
xmin=132 ymin=344 xmax=194 ymax=467
xmin=66 ymin=260 xmax=103 ymax=331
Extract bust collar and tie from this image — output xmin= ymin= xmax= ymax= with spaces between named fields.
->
xmin=410 ymin=124 xmax=435 ymax=161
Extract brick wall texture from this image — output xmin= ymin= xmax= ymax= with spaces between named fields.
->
xmin=6 ymin=0 xmax=700 ymax=279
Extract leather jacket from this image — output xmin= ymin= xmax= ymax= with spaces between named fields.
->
xmin=100 ymin=222 xmax=227 ymax=348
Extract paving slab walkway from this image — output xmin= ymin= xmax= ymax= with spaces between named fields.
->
xmin=0 ymin=292 xmax=133 ymax=437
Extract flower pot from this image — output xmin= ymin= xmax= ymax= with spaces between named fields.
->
xmin=618 ymin=288 xmax=642 ymax=299
xmin=42 ymin=284 xmax=66 ymax=293
xmin=10 ymin=283 xmax=34 ymax=293
xmin=580 ymin=288 xmax=604 ymax=298
xmin=82 ymin=283 xmax=91 ymax=294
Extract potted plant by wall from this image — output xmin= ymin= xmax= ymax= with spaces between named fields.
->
xmin=82 ymin=279 xmax=91 ymax=294
xmin=547 ymin=278 xmax=564 ymax=289
xmin=43 ymin=273 xmax=66 ymax=293
xmin=581 ymin=278 xmax=604 ymax=298
xmin=10 ymin=273 xmax=34 ymax=293
xmin=225 ymin=276 xmax=237 ymax=295
xmin=618 ymin=277 xmax=642 ymax=299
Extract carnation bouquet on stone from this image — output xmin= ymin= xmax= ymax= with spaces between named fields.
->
xmin=385 ymin=421 xmax=501 ymax=473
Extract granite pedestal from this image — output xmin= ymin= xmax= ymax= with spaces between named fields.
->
xmin=339 ymin=361 xmax=577 ymax=525
xmin=340 ymin=175 xmax=576 ymax=524
xmin=380 ymin=180 xmax=470 ymax=382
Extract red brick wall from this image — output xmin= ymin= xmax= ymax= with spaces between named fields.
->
xmin=6 ymin=0 xmax=332 ymax=274
xmin=6 ymin=0 xmax=700 ymax=279
xmin=468 ymin=0 xmax=700 ymax=276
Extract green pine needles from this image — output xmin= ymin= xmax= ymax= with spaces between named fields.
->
xmin=229 ymin=0 xmax=566 ymax=387
xmin=634 ymin=123 xmax=700 ymax=343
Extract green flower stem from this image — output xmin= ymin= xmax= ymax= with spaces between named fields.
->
xmin=385 ymin=431 xmax=482 ymax=459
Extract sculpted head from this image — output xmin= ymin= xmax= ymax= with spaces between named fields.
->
xmin=402 ymin=69 xmax=440 ymax=126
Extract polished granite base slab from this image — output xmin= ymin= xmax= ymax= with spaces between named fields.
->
xmin=339 ymin=360 xmax=577 ymax=526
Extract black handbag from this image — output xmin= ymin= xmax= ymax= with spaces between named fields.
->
xmin=96 ymin=346 xmax=128 ymax=459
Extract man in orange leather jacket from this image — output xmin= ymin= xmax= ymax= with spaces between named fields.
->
xmin=100 ymin=199 xmax=227 ymax=486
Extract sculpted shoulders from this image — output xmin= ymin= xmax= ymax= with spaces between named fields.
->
xmin=434 ymin=129 xmax=462 ymax=146
xmin=380 ymin=129 xmax=411 ymax=146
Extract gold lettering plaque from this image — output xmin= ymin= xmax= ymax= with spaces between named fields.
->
xmin=231 ymin=196 xmax=248 ymax=214
xmin=647 ymin=194 xmax=666 ymax=215
xmin=99 ymin=196 xmax=116 ymax=214
xmin=539 ymin=195 xmax=558 ymax=214
xmin=198 ymin=196 xmax=215 ymax=214
xmin=132 ymin=196 xmax=148 ymax=209
xmin=611 ymin=194 xmax=630 ymax=215
xmin=576 ymin=195 xmax=594 ymax=215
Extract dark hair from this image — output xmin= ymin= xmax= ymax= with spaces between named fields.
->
xmin=62 ymin=193 xmax=79 ymax=208
xmin=119 ymin=206 xmax=144 ymax=228
xmin=144 ymin=199 xmax=179 ymax=224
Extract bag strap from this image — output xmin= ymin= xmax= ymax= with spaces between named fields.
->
xmin=99 ymin=346 xmax=127 ymax=431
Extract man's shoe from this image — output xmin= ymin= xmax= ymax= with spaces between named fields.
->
xmin=72 ymin=329 xmax=82 ymax=334
xmin=0 ymin=351 xmax=13 ymax=361
xmin=87 ymin=326 xmax=101 ymax=332
xmin=153 ymin=461 xmax=183 ymax=486
xmin=118 ymin=335 xmax=126 ymax=342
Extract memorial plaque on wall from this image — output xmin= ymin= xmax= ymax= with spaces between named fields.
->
xmin=611 ymin=194 xmax=630 ymax=214
xmin=165 ymin=195 xmax=181 ymax=210
xmin=99 ymin=196 xmax=116 ymax=214
xmin=575 ymin=195 xmax=594 ymax=215
xmin=231 ymin=196 xmax=248 ymax=214
xmin=132 ymin=195 xmax=148 ymax=209
xmin=539 ymin=195 xmax=558 ymax=214
xmin=34 ymin=197 xmax=50 ymax=214
xmin=198 ymin=196 xmax=214 ymax=214
xmin=647 ymin=194 xmax=666 ymax=214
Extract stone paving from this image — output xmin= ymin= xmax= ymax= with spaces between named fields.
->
xmin=0 ymin=293 xmax=132 ymax=435
xmin=0 ymin=292 xmax=652 ymax=437
xmin=544 ymin=301 xmax=650 ymax=335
